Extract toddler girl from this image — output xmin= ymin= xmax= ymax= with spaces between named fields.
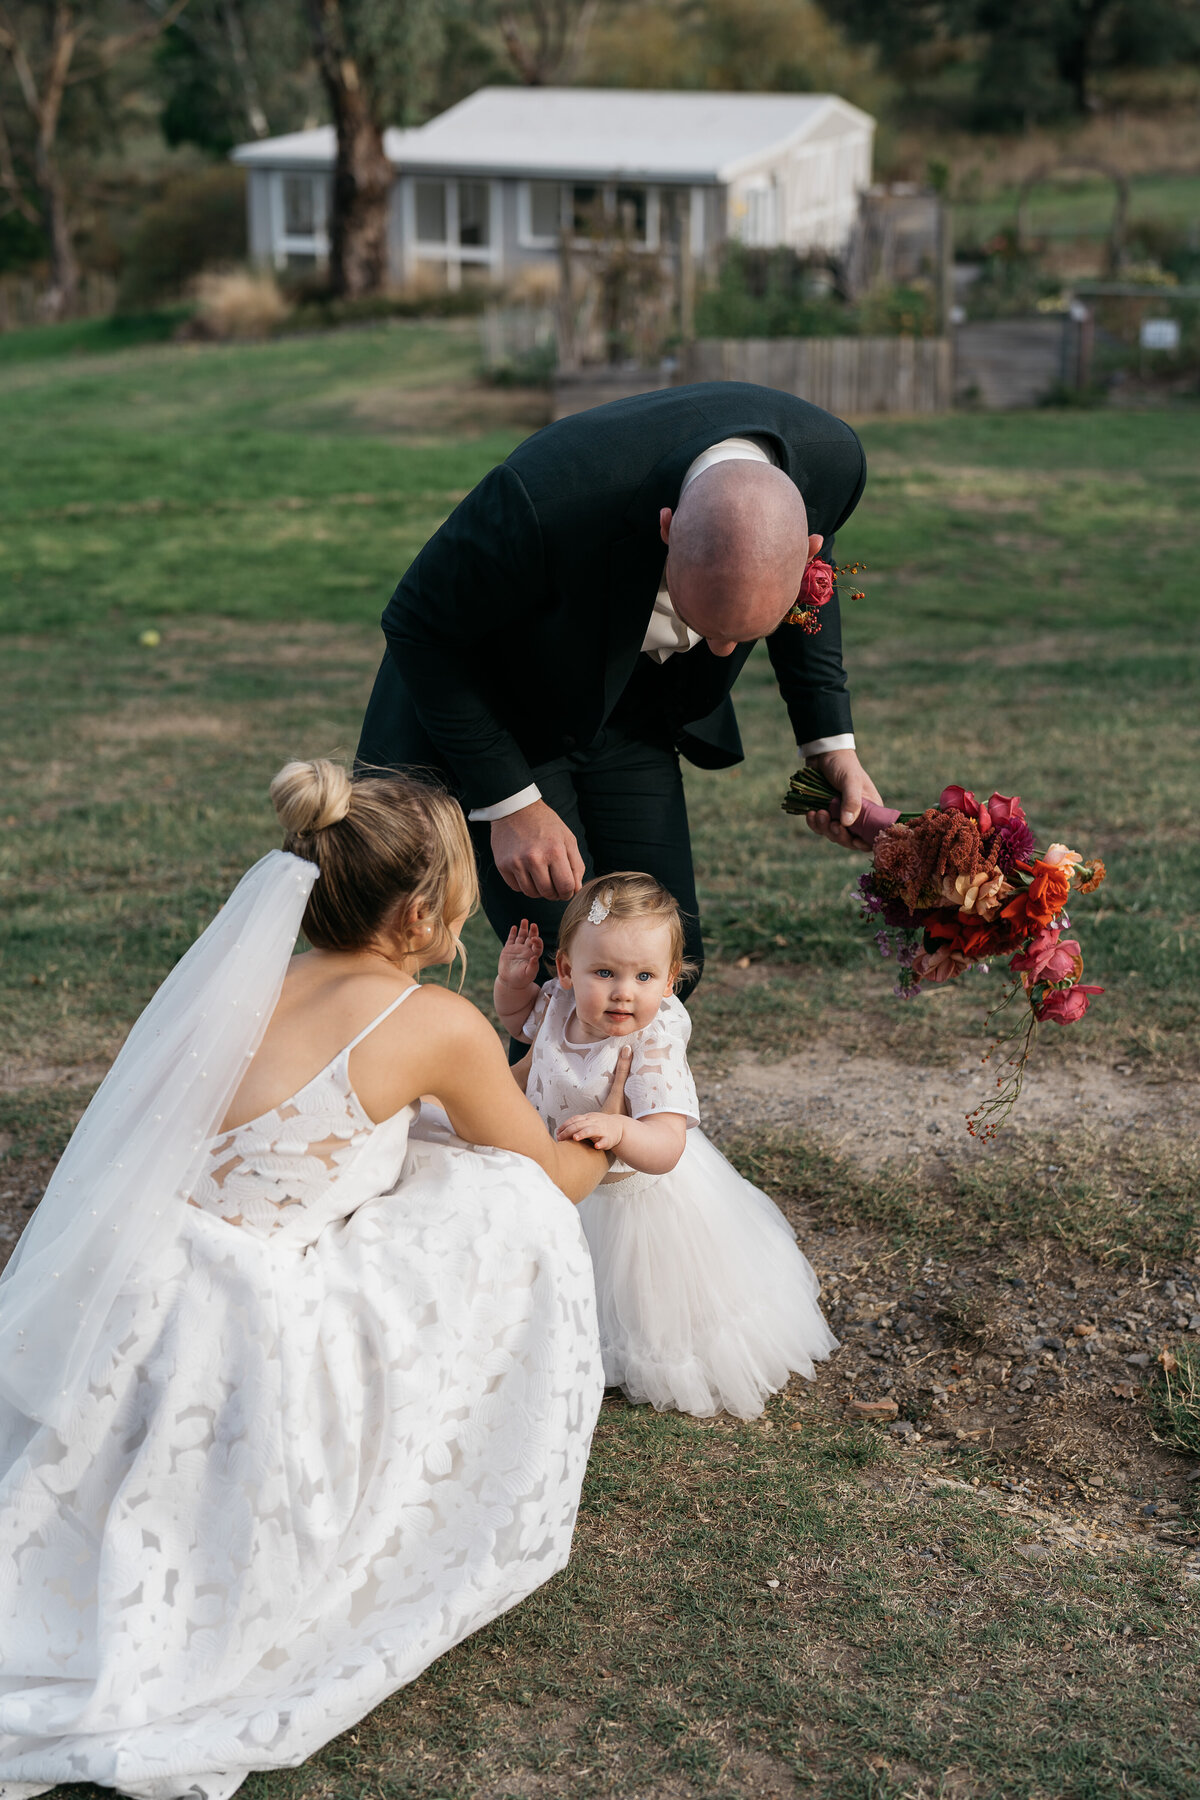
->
xmin=495 ymin=872 xmax=838 ymax=1419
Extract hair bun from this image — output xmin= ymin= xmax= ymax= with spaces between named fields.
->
xmin=270 ymin=759 xmax=353 ymax=835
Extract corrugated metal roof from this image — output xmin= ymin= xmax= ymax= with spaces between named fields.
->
xmin=232 ymin=86 xmax=873 ymax=183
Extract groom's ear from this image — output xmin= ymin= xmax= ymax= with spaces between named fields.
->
xmin=659 ymin=506 xmax=673 ymax=545
xmin=804 ymin=533 xmax=824 ymax=564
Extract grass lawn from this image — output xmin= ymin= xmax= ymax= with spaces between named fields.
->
xmin=1 ymin=320 xmax=1198 ymax=1799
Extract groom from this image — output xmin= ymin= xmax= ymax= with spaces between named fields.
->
xmin=357 ymin=380 xmax=880 ymax=988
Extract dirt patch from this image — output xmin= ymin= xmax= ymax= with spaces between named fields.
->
xmin=0 ymin=1059 xmax=108 ymax=1094
xmin=696 ymin=1041 xmax=1194 ymax=1173
xmin=84 ymin=711 xmax=234 ymax=745
xmin=351 ymin=380 xmax=551 ymax=439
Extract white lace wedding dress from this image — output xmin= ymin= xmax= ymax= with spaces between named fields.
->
xmin=0 ymin=988 xmax=602 ymax=1800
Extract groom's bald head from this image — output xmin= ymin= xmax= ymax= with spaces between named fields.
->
xmin=664 ymin=461 xmax=817 ymax=651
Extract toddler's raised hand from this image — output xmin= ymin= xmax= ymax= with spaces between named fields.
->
xmin=498 ymin=918 xmax=542 ymax=987
xmin=556 ymin=1111 xmax=624 ymax=1153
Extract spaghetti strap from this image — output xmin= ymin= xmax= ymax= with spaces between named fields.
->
xmin=342 ymin=984 xmax=421 ymax=1056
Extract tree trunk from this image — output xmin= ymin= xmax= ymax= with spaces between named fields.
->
xmin=33 ymin=3 xmax=79 ymax=320
xmin=36 ymin=149 xmax=79 ymax=319
xmin=1053 ymin=0 xmax=1109 ymax=115
xmin=306 ymin=0 xmax=392 ymax=299
xmin=328 ymin=89 xmax=392 ymax=298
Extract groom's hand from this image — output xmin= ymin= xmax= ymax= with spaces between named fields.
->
xmin=802 ymin=748 xmax=881 ymax=853
xmin=492 ymin=799 xmax=585 ymax=901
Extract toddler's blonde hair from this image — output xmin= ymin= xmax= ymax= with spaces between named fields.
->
xmin=270 ymin=758 xmax=477 ymax=968
xmin=558 ymin=872 xmax=694 ymax=988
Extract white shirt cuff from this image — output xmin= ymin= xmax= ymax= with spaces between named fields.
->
xmin=467 ymin=783 xmax=542 ymax=823
xmin=799 ymin=734 xmax=857 ymax=759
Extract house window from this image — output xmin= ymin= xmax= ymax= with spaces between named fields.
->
xmin=283 ymin=174 xmax=317 ymax=237
xmin=271 ymin=169 xmax=328 ymax=269
xmin=415 ymin=181 xmax=447 ymax=244
xmin=528 ymin=181 xmax=562 ymax=241
xmin=571 ymin=184 xmax=603 ymax=236
xmin=614 ymin=185 xmax=647 ymax=243
xmin=458 ymin=181 xmax=490 ymax=248
xmin=741 ymin=180 xmax=779 ymax=248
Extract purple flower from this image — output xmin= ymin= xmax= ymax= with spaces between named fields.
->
xmin=882 ymin=899 xmax=921 ymax=930
xmin=994 ymin=817 xmax=1035 ymax=872
xmin=875 ymin=929 xmax=892 ymax=958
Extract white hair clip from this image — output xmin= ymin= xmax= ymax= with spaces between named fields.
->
xmin=587 ymin=890 xmax=612 ymax=925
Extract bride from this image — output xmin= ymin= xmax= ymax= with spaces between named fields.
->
xmin=0 ymin=759 xmax=618 ymax=1800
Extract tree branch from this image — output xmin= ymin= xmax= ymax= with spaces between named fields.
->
xmin=65 ymin=0 xmax=193 ymax=87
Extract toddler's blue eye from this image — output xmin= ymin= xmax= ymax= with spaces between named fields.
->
xmin=595 ymin=968 xmax=612 ymax=978
xmin=636 ymin=972 xmax=653 ymax=981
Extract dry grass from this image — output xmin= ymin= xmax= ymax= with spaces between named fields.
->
xmin=191 ymin=270 xmax=292 ymax=340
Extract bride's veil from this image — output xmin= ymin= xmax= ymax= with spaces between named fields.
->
xmin=0 ymin=849 xmax=319 ymax=1432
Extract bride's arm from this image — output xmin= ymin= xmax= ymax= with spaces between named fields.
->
xmin=411 ymin=993 xmax=611 ymax=1203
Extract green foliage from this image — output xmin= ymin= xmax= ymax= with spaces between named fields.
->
xmin=327 ymin=0 xmax=448 ymax=130
xmin=695 ymin=244 xmax=854 ymax=338
xmin=0 ymin=208 xmax=45 ymax=273
xmin=116 ymin=168 xmax=247 ymax=309
xmin=831 ymin=0 xmax=1200 ymax=125
xmin=695 ymin=244 xmax=938 ymax=338
xmin=152 ymin=0 xmax=319 ymax=154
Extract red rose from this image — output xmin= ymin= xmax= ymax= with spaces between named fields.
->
xmin=985 ymin=792 xmax=1026 ymax=830
xmin=798 ymin=559 xmax=835 ymax=609
xmin=1035 ymin=985 xmax=1103 ymax=1024
xmin=939 ymin=785 xmax=979 ymax=817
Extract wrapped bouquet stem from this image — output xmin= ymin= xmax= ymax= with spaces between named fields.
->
xmin=783 ymin=766 xmax=1107 ymax=1138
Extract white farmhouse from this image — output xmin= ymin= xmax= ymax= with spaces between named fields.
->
xmin=232 ymin=86 xmax=874 ymax=287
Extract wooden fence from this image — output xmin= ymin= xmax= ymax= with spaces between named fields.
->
xmin=0 ymin=272 xmax=117 ymax=332
xmin=680 ymin=335 xmax=952 ymax=414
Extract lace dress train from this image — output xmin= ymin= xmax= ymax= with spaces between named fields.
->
xmin=0 ymin=992 xmax=602 ymax=1800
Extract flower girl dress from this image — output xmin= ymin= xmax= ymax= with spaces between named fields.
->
xmin=0 ymin=856 xmax=601 ymax=1800
xmin=522 ymin=979 xmax=838 ymax=1420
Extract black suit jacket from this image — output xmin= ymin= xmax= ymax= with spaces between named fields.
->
xmin=375 ymin=382 xmax=866 ymax=810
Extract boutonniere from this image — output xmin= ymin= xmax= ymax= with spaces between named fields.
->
xmin=785 ymin=560 xmax=865 ymax=633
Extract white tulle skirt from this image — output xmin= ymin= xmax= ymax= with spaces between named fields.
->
xmin=576 ymin=1129 xmax=838 ymax=1420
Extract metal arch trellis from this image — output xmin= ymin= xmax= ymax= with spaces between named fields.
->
xmin=1015 ymin=159 xmax=1130 ymax=274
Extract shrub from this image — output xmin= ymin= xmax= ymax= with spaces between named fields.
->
xmin=118 ymin=167 xmax=246 ymax=310
xmin=695 ymin=243 xmax=851 ymax=339
xmin=187 ymin=270 xmax=290 ymax=340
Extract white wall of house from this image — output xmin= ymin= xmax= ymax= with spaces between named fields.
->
xmin=238 ymin=98 xmax=872 ymax=280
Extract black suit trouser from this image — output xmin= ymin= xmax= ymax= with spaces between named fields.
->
xmin=357 ymin=654 xmax=704 ymax=998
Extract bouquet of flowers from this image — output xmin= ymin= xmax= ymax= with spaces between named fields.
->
xmin=783 ymin=768 xmax=1107 ymax=1138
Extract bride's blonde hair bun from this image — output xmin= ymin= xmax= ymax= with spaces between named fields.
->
xmin=270 ymin=758 xmax=353 ymax=835
xmin=267 ymin=757 xmax=478 ymax=968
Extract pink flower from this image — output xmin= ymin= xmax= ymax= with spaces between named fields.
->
xmin=798 ymin=559 xmax=835 ymax=609
xmin=985 ymin=792 xmax=1025 ymax=830
xmin=1035 ymin=984 xmax=1103 ymax=1024
xmin=1042 ymin=843 xmax=1083 ymax=871
xmin=911 ymin=942 xmax=970 ymax=985
xmin=1010 ymin=929 xmax=1084 ymax=987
